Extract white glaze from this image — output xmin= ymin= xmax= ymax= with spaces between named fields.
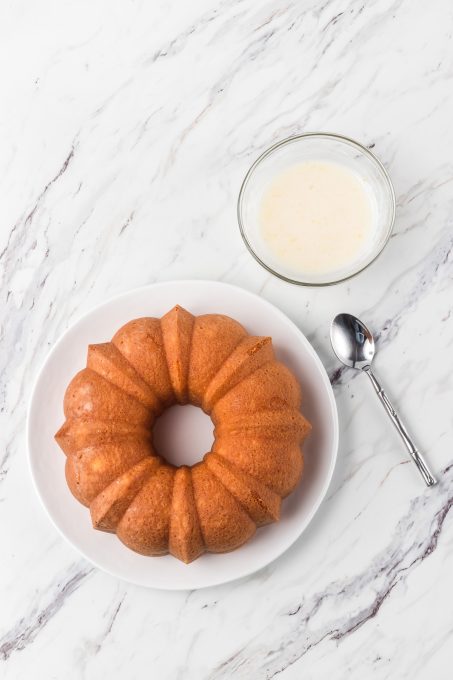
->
xmin=1 ymin=1 xmax=453 ymax=678
xmin=260 ymin=161 xmax=375 ymax=275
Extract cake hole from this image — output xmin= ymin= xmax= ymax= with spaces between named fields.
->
xmin=152 ymin=405 xmax=214 ymax=467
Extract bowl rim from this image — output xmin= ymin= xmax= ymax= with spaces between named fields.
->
xmin=237 ymin=131 xmax=396 ymax=287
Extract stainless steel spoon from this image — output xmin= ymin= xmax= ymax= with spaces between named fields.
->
xmin=330 ymin=313 xmax=436 ymax=487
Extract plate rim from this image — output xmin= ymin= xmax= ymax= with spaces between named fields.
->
xmin=27 ymin=279 xmax=339 ymax=590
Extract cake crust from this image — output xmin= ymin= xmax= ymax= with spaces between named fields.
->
xmin=55 ymin=305 xmax=311 ymax=563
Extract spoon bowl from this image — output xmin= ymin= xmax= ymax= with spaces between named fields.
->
xmin=330 ymin=313 xmax=375 ymax=370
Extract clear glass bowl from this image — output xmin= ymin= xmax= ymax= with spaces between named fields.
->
xmin=237 ymin=132 xmax=395 ymax=286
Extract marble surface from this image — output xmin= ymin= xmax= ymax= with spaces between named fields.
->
xmin=1 ymin=0 xmax=453 ymax=677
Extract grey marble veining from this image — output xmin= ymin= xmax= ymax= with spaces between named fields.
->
xmin=1 ymin=0 xmax=453 ymax=678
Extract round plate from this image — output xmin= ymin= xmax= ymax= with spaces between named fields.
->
xmin=27 ymin=281 xmax=338 ymax=590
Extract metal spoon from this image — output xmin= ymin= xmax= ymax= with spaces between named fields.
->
xmin=330 ymin=313 xmax=436 ymax=487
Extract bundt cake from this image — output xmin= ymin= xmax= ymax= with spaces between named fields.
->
xmin=55 ymin=305 xmax=311 ymax=563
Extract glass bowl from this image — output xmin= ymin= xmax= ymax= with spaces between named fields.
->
xmin=237 ymin=132 xmax=396 ymax=286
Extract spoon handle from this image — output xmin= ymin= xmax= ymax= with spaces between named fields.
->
xmin=364 ymin=368 xmax=437 ymax=487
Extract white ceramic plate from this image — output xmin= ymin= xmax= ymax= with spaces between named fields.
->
xmin=28 ymin=281 xmax=338 ymax=590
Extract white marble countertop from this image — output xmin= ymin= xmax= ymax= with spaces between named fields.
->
xmin=2 ymin=1 xmax=453 ymax=677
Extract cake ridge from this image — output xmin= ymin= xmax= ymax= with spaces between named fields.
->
xmin=116 ymin=465 xmax=176 ymax=555
xmin=211 ymin=361 xmax=302 ymax=422
xmin=83 ymin=367 xmax=157 ymax=415
xmin=212 ymin=435 xmax=304 ymax=498
xmin=63 ymin=368 xmax=152 ymax=426
xmin=160 ymin=305 xmax=195 ymax=404
xmin=203 ymin=354 xmax=275 ymax=412
xmin=169 ymin=466 xmax=205 ymax=563
xmin=187 ymin=313 xmax=247 ymax=407
xmin=191 ymin=463 xmax=256 ymax=552
xmin=65 ymin=440 xmax=155 ymax=507
xmin=206 ymin=451 xmax=280 ymax=504
xmin=87 ymin=342 xmax=163 ymax=412
xmin=56 ymin=418 xmax=152 ymax=455
xmin=202 ymin=459 xmax=256 ymax=525
xmin=204 ymin=452 xmax=281 ymax=525
xmin=90 ymin=456 xmax=161 ymax=532
xmin=112 ymin=340 xmax=170 ymax=403
xmin=213 ymin=408 xmax=311 ymax=438
xmin=199 ymin=332 xmax=248 ymax=401
xmin=184 ymin=311 xmax=195 ymax=400
xmin=112 ymin=317 xmax=175 ymax=406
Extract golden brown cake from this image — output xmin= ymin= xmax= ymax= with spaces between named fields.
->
xmin=55 ymin=305 xmax=311 ymax=563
